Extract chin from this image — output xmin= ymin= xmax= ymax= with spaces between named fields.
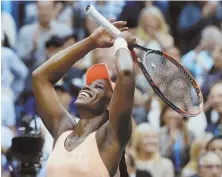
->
xmin=74 ymin=97 xmax=92 ymax=109
xmin=74 ymin=97 xmax=106 ymax=115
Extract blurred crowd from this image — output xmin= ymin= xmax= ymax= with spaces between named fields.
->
xmin=1 ymin=1 xmax=222 ymax=177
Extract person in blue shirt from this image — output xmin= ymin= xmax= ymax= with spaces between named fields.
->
xmin=178 ymin=1 xmax=222 ymax=54
xmin=181 ymin=26 xmax=222 ymax=87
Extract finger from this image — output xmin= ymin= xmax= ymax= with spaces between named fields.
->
xmin=120 ymin=27 xmax=129 ymax=32
xmin=113 ymin=21 xmax=127 ymax=29
xmin=103 ymin=37 xmax=114 ymax=46
xmin=111 ymin=39 xmax=115 ymax=44
xmin=108 ymin=18 xmax=116 ymax=23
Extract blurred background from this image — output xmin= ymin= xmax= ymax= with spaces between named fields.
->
xmin=1 ymin=1 xmax=222 ymax=177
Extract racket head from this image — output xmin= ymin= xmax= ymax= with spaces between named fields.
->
xmin=132 ymin=47 xmax=203 ymax=117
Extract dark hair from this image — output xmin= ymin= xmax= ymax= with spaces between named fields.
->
xmin=206 ymin=135 xmax=222 ymax=150
xmin=119 ymin=149 xmax=129 ymax=177
xmin=45 ymin=35 xmax=65 ymax=49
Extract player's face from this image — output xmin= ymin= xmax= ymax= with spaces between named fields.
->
xmin=75 ymin=79 xmax=113 ymax=116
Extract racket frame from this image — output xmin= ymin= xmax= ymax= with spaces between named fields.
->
xmin=134 ymin=48 xmax=203 ymax=117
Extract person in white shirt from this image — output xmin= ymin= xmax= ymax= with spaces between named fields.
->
xmin=17 ymin=1 xmax=72 ymax=70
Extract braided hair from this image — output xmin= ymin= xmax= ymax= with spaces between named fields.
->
xmin=119 ymin=149 xmax=129 ymax=177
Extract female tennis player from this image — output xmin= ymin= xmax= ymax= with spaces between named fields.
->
xmin=32 ymin=20 xmax=136 ymax=177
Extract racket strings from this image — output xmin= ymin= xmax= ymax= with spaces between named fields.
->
xmin=143 ymin=52 xmax=201 ymax=115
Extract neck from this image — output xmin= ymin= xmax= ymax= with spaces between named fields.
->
xmin=138 ymin=150 xmax=155 ymax=161
xmin=75 ymin=111 xmax=107 ymax=137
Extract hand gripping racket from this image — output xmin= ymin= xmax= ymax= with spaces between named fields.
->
xmin=85 ymin=5 xmax=203 ymax=117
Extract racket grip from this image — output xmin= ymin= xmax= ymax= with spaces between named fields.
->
xmin=130 ymin=50 xmax=138 ymax=62
xmin=85 ymin=5 xmax=121 ymax=38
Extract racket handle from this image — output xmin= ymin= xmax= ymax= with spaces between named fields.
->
xmin=85 ymin=5 xmax=121 ymax=38
xmin=130 ymin=50 xmax=138 ymax=62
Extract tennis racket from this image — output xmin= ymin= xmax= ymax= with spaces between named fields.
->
xmin=85 ymin=5 xmax=203 ymax=117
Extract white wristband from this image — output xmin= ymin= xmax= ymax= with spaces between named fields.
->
xmin=114 ymin=38 xmax=129 ymax=54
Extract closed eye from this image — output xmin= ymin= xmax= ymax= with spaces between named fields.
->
xmin=95 ymin=84 xmax=104 ymax=90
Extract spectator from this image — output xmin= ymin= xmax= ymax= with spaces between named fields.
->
xmin=119 ymin=1 xmax=145 ymax=35
xmin=136 ymin=6 xmax=169 ymax=50
xmin=159 ymin=106 xmax=194 ymax=175
xmin=63 ymin=33 xmax=77 ymax=49
xmin=24 ymin=1 xmax=74 ymax=27
xmin=1 ymin=42 xmax=29 ymax=102
xmin=1 ymin=11 xmax=17 ymax=49
xmin=205 ymin=82 xmax=222 ymax=136
xmin=23 ymin=2 xmax=38 ymax=24
xmin=182 ymin=133 xmax=213 ymax=177
xmin=191 ymin=152 xmax=222 ymax=177
xmin=181 ymin=26 xmax=222 ymax=87
xmin=178 ymin=1 xmax=222 ymax=54
xmin=77 ymin=1 xmax=125 ymax=19
xmin=202 ymin=44 xmax=222 ymax=101
xmin=206 ymin=136 xmax=222 ymax=160
xmin=1 ymin=94 xmax=17 ymax=134
xmin=53 ymin=1 xmax=73 ymax=28
xmin=17 ymin=1 xmax=72 ymax=70
xmin=1 ymin=32 xmax=25 ymax=171
xmin=202 ymin=44 xmax=222 ymax=124
xmin=132 ymin=123 xmax=174 ymax=177
xmin=45 ymin=35 xmax=65 ymax=59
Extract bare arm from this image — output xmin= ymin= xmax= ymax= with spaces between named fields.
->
xmin=32 ymin=21 xmax=127 ymax=138
xmin=108 ymin=34 xmax=136 ymax=147
xmin=32 ymin=37 xmax=95 ymax=138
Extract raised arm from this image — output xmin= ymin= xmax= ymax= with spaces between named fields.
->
xmin=108 ymin=32 xmax=136 ymax=146
xmin=32 ymin=20 xmax=127 ymax=138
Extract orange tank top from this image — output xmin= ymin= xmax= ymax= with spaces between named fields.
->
xmin=46 ymin=131 xmax=120 ymax=177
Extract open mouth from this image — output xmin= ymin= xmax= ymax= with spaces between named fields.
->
xmin=78 ymin=91 xmax=93 ymax=98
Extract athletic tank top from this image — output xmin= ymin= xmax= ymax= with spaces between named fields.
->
xmin=46 ymin=131 xmax=120 ymax=177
